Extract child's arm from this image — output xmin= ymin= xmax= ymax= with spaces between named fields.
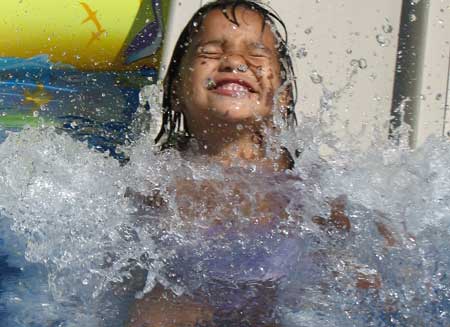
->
xmin=312 ymin=195 xmax=398 ymax=290
xmin=127 ymin=284 xmax=213 ymax=327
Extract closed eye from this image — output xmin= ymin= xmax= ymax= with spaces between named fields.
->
xmin=198 ymin=51 xmax=222 ymax=59
xmin=249 ymin=52 xmax=270 ymax=58
xmin=197 ymin=44 xmax=223 ymax=58
xmin=248 ymin=43 xmax=273 ymax=58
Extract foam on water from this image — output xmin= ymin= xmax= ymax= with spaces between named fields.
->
xmin=0 ymin=106 xmax=449 ymax=326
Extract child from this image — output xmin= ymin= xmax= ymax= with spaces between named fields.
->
xmin=126 ymin=1 xmax=372 ymax=326
xmin=127 ymin=1 xmax=300 ymax=326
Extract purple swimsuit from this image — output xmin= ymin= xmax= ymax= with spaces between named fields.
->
xmin=164 ymin=221 xmax=324 ymax=322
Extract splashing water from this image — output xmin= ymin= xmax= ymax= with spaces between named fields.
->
xmin=0 ymin=93 xmax=449 ymax=326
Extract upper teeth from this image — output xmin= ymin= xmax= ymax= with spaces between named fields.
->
xmin=219 ymin=83 xmax=249 ymax=92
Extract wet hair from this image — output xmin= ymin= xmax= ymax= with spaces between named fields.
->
xmin=155 ymin=0 xmax=298 ymax=147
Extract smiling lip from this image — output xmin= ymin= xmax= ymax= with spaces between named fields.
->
xmin=211 ymin=78 xmax=256 ymax=97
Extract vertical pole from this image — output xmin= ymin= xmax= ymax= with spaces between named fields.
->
xmin=443 ymin=47 xmax=450 ymax=137
xmin=390 ymin=0 xmax=430 ymax=147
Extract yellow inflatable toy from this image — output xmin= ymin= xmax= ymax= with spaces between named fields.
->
xmin=0 ymin=0 xmax=170 ymax=70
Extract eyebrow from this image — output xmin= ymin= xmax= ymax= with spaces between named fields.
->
xmin=196 ymin=39 xmax=224 ymax=49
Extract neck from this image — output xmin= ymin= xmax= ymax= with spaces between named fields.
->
xmin=187 ymin=123 xmax=292 ymax=172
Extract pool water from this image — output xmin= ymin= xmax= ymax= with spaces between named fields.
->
xmin=0 ymin=96 xmax=449 ymax=326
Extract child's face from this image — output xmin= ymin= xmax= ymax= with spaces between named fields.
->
xmin=175 ymin=6 xmax=285 ymax=132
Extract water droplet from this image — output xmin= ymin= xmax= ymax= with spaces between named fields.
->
xmin=204 ymin=78 xmax=216 ymax=90
xmin=236 ymin=124 xmax=244 ymax=131
xmin=346 ymin=48 xmax=353 ymax=54
xmin=382 ymin=24 xmax=393 ymax=33
xmin=296 ymin=47 xmax=308 ymax=59
xmin=420 ymin=94 xmax=426 ymax=100
xmin=193 ymin=21 xmax=198 ymax=27
xmin=101 ymin=92 xmax=106 ymax=97
xmin=350 ymin=59 xmax=359 ymax=67
xmin=435 ymin=93 xmax=442 ymax=101
xmin=237 ymin=64 xmax=248 ymax=72
xmin=145 ymin=19 xmax=150 ymax=24
xmin=304 ymin=27 xmax=312 ymax=34
xmin=358 ymin=58 xmax=368 ymax=69
xmin=376 ymin=34 xmax=390 ymax=47
xmin=409 ymin=14 xmax=417 ymax=22
xmin=82 ymin=279 xmax=89 ymax=285
xmin=310 ymin=71 xmax=323 ymax=84
xmin=256 ymin=66 xmax=263 ymax=77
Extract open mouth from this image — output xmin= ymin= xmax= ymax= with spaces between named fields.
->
xmin=210 ymin=78 xmax=256 ymax=97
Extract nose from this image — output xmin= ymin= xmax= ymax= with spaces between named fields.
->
xmin=219 ymin=53 xmax=248 ymax=73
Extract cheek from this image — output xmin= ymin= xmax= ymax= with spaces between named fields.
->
xmin=254 ymin=60 xmax=281 ymax=87
xmin=258 ymin=66 xmax=282 ymax=108
xmin=178 ymin=62 xmax=213 ymax=111
xmin=190 ymin=61 xmax=214 ymax=89
xmin=266 ymin=61 xmax=282 ymax=88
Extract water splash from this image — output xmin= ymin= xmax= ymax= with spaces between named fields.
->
xmin=0 ymin=102 xmax=449 ymax=326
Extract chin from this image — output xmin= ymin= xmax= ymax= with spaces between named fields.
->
xmin=208 ymin=103 xmax=270 ymax=121
xmin=212 ymin=109 xmax=270 ymax=125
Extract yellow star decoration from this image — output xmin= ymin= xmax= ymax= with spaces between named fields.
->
xmin=23 ymin=84 xmax=52 ymax=108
